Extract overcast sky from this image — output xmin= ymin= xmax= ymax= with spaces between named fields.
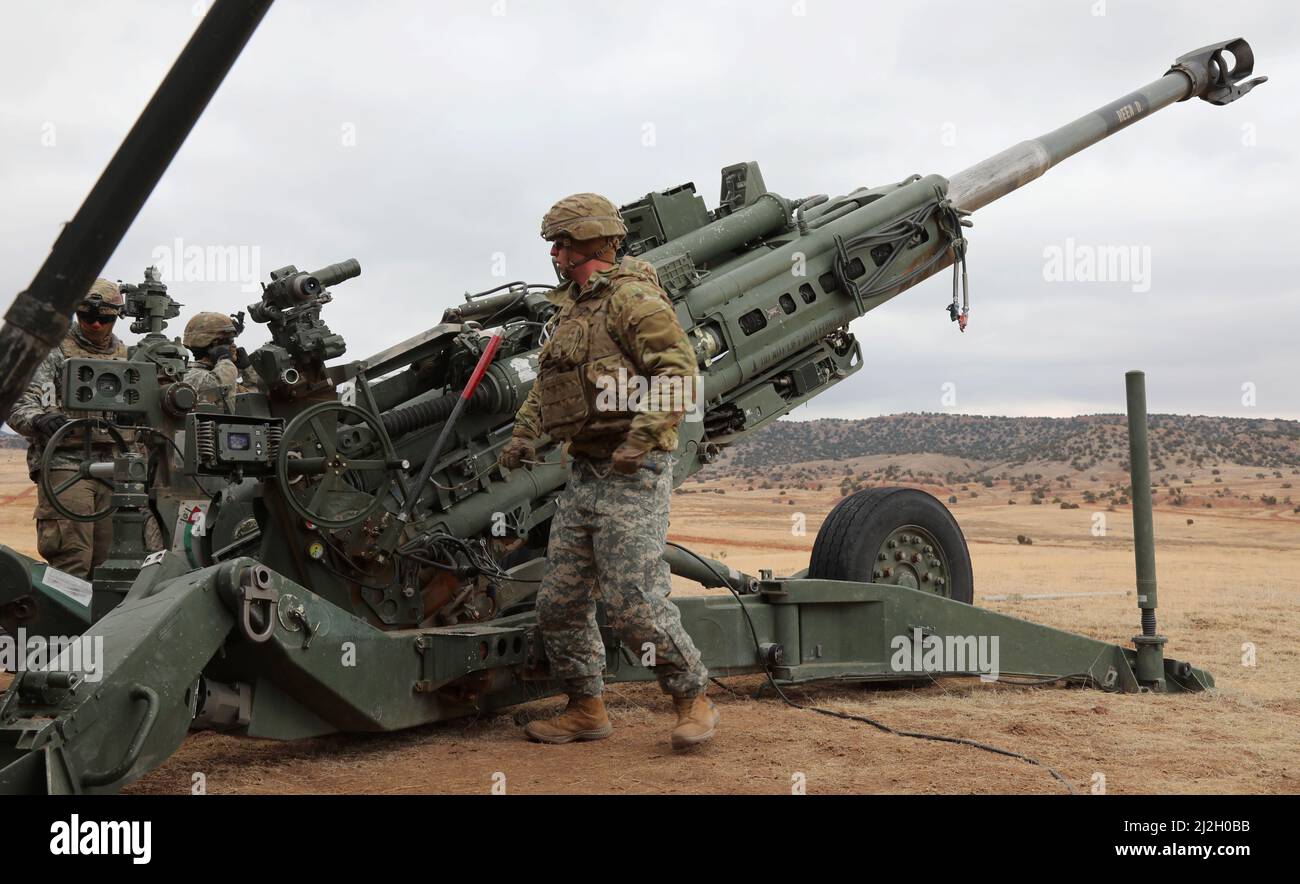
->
xmin=1 ymin=0 xmax=1296 ymax=422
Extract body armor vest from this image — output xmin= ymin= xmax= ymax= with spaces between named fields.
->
xmin=537 ymin=289 xmax=643 ymax=442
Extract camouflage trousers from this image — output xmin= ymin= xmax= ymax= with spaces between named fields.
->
xmin=536 ymin=450 xmax=708 ymax=699
xmin=35 ymin=469 xmax=164 ymax=580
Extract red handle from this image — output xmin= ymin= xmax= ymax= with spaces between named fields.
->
xmin=461 ymin=333 xmax=503 ymax=400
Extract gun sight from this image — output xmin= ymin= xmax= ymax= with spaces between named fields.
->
xmin=250 ymin=259 xmax=360 ymax=322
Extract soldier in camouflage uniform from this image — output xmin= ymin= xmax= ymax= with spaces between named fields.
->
xmin=7 ymin=279 xmax=157 ymax=578
xmin=499 ymin=193 xmax=718 ymax=749
xmin=181 ymin=312 xmax=257 ymax=412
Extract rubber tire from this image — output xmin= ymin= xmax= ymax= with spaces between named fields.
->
xmin=808 ymin=487 xmax=974 ymax=604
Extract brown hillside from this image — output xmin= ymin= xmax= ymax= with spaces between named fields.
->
xmin=712 ymin=413 xmax=1300 ymax=476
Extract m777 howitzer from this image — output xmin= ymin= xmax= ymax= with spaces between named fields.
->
xmin=0 ymin=38 xmax=1265 ymax=794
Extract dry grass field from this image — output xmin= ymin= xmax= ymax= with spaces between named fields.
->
xmin=1 ymin=446 xmax=1296 ymax=794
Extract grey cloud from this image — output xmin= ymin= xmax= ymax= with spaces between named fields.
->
xmin=1 ymin=0 xmax=1295 ymax=419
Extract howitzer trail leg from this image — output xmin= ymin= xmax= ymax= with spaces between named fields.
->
xmin=0 ymin=546 xmax=94 ymax=638
xmin=0 ymin=557 xmax=239 ymax=794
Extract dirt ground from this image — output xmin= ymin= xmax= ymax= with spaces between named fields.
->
xmin=1 ymin=448 xmax=1296 ymax=794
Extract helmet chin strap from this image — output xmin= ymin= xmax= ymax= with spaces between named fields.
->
xmin=553 ymin=238 xmax=617 ymax=282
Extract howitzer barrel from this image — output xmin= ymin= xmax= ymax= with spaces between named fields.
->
xmin=948 ymin=38 xmax=1265 ymax=212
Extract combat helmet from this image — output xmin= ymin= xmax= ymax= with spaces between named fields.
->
xmin=540 ymin=193 xmax=628 ymax=242
xmin=183 ymin=312 xmax=238 ymax=349
xmin=79 ymin=278 xmax=125 ymax=316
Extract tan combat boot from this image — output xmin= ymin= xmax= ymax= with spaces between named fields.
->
xmin=523 ymin=694 xmax=613 ymax=744
xmin=670 ymin=694 xmax=719 ymax=749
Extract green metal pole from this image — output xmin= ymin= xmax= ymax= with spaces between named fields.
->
xmin=1125 ymin=370 xmax=1167 ymax=689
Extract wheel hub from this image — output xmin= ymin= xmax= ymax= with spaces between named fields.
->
xmin=871 ymin=526 xmax=951 ymax=597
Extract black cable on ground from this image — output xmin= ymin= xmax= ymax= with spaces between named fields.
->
xmin=666 ymin=540 xmax=1079 ymax=795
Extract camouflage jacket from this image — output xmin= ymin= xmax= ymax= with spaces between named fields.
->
xmin=241 ymin=363 xmax=266 ymax=393
xmin=7 ymin=327 xmax=128 ymax=478
xmin=182 ymin=357 xmax=241 ymax=412
xmin=512 ymin=256 xmax=698 ymax=459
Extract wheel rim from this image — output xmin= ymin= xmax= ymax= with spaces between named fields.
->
xmin=870 ymin=525 xmax=953 ymax=598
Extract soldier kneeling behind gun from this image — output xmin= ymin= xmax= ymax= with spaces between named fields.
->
xmin=6 ymin=278 xmax=163 ymax=579
xmin=499 ymin=193 xmax=719 ymax=750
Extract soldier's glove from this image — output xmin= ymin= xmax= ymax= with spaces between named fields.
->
xmin=233 ymin=346 xmax=251 ymax=370
xmin=612 ymin=442 xmax=649 ymax=475
xmin=32 ymin=413 xmax=69 ymax=438
xmin=209 ymin=344 xmax=234 ymax=364
xmin=498 ymin=437 xmax=535 ymax=470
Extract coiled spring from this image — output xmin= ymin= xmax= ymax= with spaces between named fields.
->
xmin=195 ymin=419 xmax=217 ymax=465
xmin=266 ymin=423 xmax=283 ymax=463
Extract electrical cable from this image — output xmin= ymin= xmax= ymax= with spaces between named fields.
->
xmin=401 ymin=550 xmax=462 ymax=574
xmin=312 ymin=553 xmax=397 ymax=592
xmin=831 ymin=185 xmax=971 ymax=328
xmin=148 ymin=500 xmax=171 ymax=550
xmin=463 ymin=281 xmax=554 ymax=301
xmin=664 ymin=540 xmax=1079 ymax=795
xmin=480 ymin=290 xmax=552 ymax=329
xmin=397 ymin=532 xmax=545 ymax=584
xmin=314 ymin=529 xmax=401 ymax=591
xmin=131 ymin=423 xmax=225 ymax=497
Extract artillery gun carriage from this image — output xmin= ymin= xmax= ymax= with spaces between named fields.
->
xmin=0 ymin=20 xmax=1265 ymax=793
